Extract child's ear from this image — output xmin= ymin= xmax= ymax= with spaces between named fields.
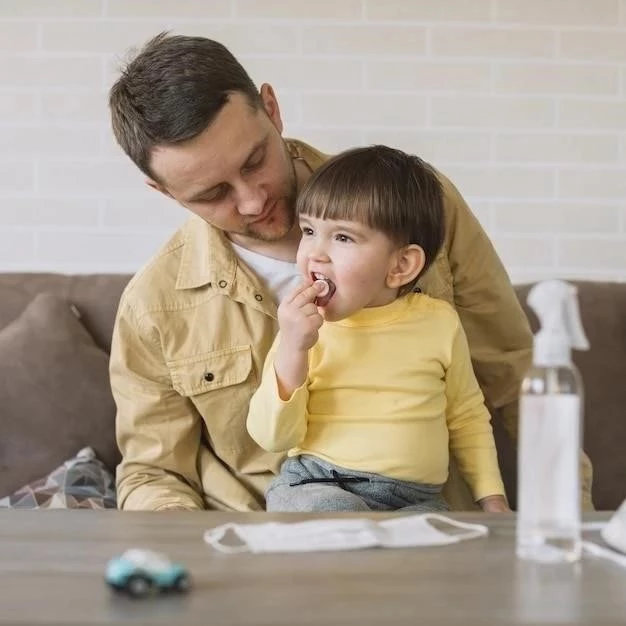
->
xmin=386 ymin=244 xmax=426 ymax=290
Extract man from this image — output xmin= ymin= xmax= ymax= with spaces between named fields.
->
xmin=108 ymin=32 xmax=593 ymax=512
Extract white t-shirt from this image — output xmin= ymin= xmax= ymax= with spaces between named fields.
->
xmin=231 ymin=242 xmax=302 ymax=304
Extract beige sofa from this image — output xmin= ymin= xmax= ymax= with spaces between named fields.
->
xmin=0 ymin=273 xmax=623 ymax=510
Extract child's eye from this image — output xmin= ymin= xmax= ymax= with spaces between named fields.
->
xmin=301 ymin=226 xmax=314 ymax=236
xmin=335 ymin=234 xmax=353 ymax=243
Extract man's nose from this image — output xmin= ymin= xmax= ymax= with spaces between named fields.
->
xmin=237 ymin=184 xmax=267 ymax=216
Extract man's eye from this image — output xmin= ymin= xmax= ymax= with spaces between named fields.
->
xmin=243 ymin=152 xmax=265 ymax=172
xmin=202 ymin=186 xmax=228 ymax=203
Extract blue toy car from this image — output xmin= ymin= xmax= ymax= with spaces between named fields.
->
xmin=105 ymin=549 xmax=191 ymax=597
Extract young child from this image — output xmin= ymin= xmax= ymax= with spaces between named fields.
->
xmin=246 ymin=145 xmax=508 ymax=514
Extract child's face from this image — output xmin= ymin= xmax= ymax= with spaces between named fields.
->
xmin=296 ymin=215 xmax=401 ymax=322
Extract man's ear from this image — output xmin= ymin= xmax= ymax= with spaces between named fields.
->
xmin=259 ymin=83 xmax=284 ymax=133
xmin=146 ymin=178 xmax=173 ymax=199
xmin=386 ymin=244 xmax=426 ymax=290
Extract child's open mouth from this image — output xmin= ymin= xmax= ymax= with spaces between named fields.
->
xmin=312 ymin=273 xmax=336 ymax=307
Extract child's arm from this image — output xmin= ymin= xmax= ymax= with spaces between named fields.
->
xmin=246 ymin=333 xmax=309 ymax=452
xmin=246 ymin=281 xmax=325 ymax=453
xmin=445 ymin=317 xmax=508 ymax=509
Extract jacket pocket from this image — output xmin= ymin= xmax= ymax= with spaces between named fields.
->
xmin=169 ymin=345 xmax=253 ymax=396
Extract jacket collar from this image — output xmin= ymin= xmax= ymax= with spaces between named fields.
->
xmin=175 ymin=215 xmax=237 ymax=291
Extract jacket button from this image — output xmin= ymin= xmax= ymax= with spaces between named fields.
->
xmin=218 ymin=280 xmax=227 ymax=288
xmin=255 ymin=294 xmax=263 ymax=301
xmin=204 ymin=372 xmax=214 ymax=382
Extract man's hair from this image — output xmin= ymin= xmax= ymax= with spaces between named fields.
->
xmin=297 ymin=145 xmax=445 ymax=295
xmin=109 ymin=32 xmax=262 ymax=180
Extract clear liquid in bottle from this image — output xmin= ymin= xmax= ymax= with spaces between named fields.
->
xmin=516 ymin=365 xmax=582 ymax=563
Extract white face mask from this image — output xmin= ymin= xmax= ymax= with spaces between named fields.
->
xmin=203 ymin=514 xmax=488 ymax=554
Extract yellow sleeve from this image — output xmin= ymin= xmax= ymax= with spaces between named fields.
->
xmin=445 ymin=319 xmax=506 ymax=501
xmin=111 ymin=297 xmax=205 ymax=511
xmin=246 ymin=333 xmax=309 ymax=453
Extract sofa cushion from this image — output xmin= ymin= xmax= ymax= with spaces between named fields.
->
xmin=0 ymin=447 xmax=116 ymax=509
xmin=0 ymin=293 xmax=120 ymax=499
xmin=0 ymin=273 xmax=131 ymax=353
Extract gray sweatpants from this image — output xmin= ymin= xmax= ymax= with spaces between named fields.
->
xmin=266 ymin=455 xmax=449 ymax=513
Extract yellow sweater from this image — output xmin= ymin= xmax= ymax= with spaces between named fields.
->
xmin=247 ymin=294 xmax=505 ymax=502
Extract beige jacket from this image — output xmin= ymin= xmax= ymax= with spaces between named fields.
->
xmin=111 ymin=139 xmax=593 ymax=511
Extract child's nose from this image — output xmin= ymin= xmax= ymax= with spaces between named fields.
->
xmin=308 ymin=244 xmax=330 ymax=262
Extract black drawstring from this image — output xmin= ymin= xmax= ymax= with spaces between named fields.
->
xmin=289 ymin=469 xmax=370 ymax=490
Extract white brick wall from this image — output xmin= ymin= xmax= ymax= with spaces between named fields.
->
xmin=0 ymin=0 xmax=624 ymax=283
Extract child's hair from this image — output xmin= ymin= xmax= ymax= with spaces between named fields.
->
xmin=297 ymin=145 xmax=445 ymax=295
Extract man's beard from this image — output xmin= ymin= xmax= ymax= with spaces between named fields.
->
xmin=244 ymin=197 xmax=296 ymax=241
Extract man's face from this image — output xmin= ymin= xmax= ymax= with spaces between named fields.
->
xmin=148 ymin=89 xmax=298 ymax=244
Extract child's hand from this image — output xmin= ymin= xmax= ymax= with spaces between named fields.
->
xmin=277 ymin=281 xmax=325 ymax=352
xmin=273 ymin=281 xmax=326 ymax=400
xmin=477 ymin=494 xmax=510 ymax=513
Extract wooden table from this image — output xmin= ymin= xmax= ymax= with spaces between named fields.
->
xmin=0 ymin=511 xmax=622 ymax=625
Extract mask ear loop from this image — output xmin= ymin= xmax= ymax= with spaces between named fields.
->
xmin=583 ymin=541 xmax=626 ymax=568
xmin=204 ymin=523 xmax=251 ymax=553
xmin=421 ymin=513 xmax=490 ymax=541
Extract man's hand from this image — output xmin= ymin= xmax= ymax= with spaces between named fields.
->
xmin=155 ymin=505 xmax=197 ymax=511
xmin=477 ymin=494 xmax=510 ymax=513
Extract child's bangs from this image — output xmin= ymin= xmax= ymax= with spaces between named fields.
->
xmin=298 ymin=176 xmax=382 ymax=228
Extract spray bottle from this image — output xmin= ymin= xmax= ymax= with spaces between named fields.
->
xmin=516 ymin=280 xmax=589 ymax=563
